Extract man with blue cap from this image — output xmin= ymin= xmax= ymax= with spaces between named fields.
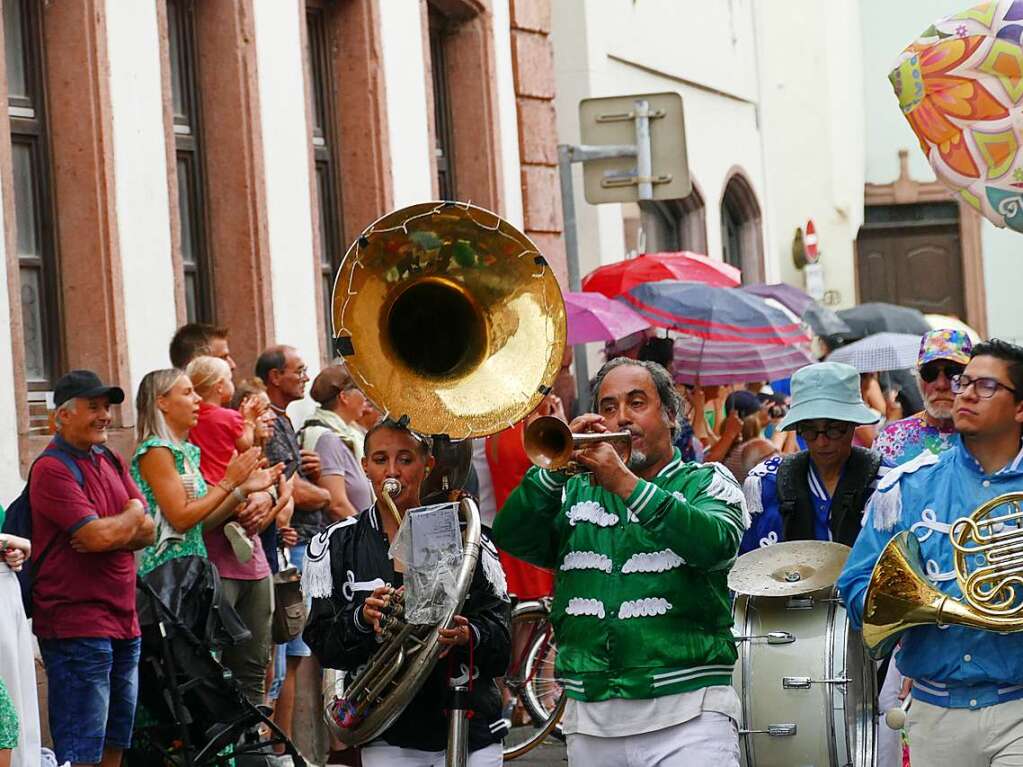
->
xmin=741 ymin=361 xmax=887 ymax=553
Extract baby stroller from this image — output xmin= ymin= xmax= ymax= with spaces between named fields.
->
xmin=126 ymin=556 xmax=306 ymax=766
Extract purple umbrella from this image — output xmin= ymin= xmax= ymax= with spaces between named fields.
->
xmin=740 ymin=282 xmax=816 ymax=316
xmin=672 ymin=335 xmax=815 ymax=386
xmin=565 ymin=291 xmax=650 ymax=345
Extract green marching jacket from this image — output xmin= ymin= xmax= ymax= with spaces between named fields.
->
xmin=491 ymin=449 xmax=748 ymax=703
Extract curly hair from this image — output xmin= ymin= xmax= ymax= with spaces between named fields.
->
xmin=590 ymin=357 xmax=682 ymax=438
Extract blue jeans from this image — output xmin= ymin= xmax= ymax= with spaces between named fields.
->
xmin=39 ymin=637 xmax=141 ymax=765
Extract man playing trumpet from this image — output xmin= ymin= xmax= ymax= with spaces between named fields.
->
xmin=839 ymin=340 xmax=1023 ymax=766
xmin=493 ymin=358 xmax=748 ymax=766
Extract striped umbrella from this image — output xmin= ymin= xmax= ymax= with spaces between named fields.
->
xmin=672 ymin=336 xmax=815 ymax=385
xmin=582 ymin=252 xmax=740 ymax=297
xmin=620 ymin=281 xmax=811 ymax=346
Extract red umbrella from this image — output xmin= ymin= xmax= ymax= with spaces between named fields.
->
xmin=582 ymin=252 xmax=740 ymax=298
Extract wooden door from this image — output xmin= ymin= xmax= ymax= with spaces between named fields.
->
xmin=856 ymin=223 xmax=965 ymax=317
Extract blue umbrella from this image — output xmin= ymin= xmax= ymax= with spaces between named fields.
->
xmin=620 ymin=282 xmax=811 ymax=347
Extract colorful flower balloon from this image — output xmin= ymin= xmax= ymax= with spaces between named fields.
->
xmin=891 ymin=1 xmax=1023 ymax=232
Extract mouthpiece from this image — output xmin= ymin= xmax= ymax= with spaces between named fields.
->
xmin=382 ymin=478 xmax=402 ymax=497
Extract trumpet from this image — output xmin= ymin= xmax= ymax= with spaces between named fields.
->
xmin=523 ymin=415 xmax=633 ymax=475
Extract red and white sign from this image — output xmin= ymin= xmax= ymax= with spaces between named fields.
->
xmin=804 ymin=219 xmax=820 ymax=264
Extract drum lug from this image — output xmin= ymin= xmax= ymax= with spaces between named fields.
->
xmin=782 ymin=676 xmax=851 ymax=689
xmin=733 ymin=631 xmax=795 ymax=645
xmin=740 ymin=724 xmax=797 ymax=737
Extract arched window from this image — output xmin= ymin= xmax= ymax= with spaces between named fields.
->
xmin=623 ymin=183 xmax=708 ymax=255
xmin=720 ymin=171 xmax=764 ymax=282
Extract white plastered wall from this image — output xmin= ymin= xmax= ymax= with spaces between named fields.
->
xmin=552 ymin=0 xmax=769 ymax=293
xmin=104 ymin=0 xmax=178 ymax=396
xmin=252 ymin=0 xmax=322 ymax=391
xmin=379 ymin=0 xmax=434 ymax=207
xmin=758 ymin=0 xmax=865 ymax=308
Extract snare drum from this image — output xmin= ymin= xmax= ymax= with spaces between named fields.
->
xmin=732 ymin=586 xmax=877 ymax=767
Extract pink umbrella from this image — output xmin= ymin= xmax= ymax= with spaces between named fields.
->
xmin=565 ymin=291 xmax=650 ymax=345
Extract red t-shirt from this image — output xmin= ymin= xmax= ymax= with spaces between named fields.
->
xmin=190 ymin=401 xmax=244 ymax=486
xmin=29 ymin=438 xmax=145 ymax=640
xmin=485 ymin=422 xmax=554 ymax=599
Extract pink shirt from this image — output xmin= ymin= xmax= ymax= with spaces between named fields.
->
xmin=191 ymin=402 xmax=270 ymax=581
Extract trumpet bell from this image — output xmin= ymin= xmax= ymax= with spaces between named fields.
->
xmin=331 ymin=202 xmax=567 ymax=440
xmin=523 ymin=415 xmax=575 ymax=470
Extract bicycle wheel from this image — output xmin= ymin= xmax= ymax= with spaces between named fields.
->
xmin=501 ymin=603 xmax=565 ymax=761
xmin=521 ymin=622 xmax=563 ymax=731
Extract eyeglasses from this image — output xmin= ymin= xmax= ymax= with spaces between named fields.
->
xmin=919 ymin=362 xmax=965 ymax=384
xmin=950 ymin=374 xmax=1017 ymax=399
xmin=796 ymin=422 xmax=852 ymax=441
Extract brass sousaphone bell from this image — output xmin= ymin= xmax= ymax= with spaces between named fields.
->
xmin=325 ymin=202 xmax=567 ymax=753
xmin=863 ymin=492 xmax=1023 ymax=658
xmin=332 ymin=201 xmax=567 ymax=440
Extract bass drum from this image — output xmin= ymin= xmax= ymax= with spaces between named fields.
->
xmin=732 ymin=587 xmax=877 ymax=767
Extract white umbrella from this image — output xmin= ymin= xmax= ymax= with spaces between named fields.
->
xmin=925 ymin=314 xmax=982 ymax=344
xmin=827 ymin=332 xmax=922 ymax=373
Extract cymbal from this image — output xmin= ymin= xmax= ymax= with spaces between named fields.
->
xmin=729 ymin=540 xmax=851 ymax=597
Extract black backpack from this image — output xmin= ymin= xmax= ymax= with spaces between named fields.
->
xmin=2 ymin=445 xmax=120 ymax=617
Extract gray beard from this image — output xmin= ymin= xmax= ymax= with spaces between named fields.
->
xmin=924 ymin=399 xmax=953 ymax=421
xmin=627 ymin=449 xmax=651 ymax=472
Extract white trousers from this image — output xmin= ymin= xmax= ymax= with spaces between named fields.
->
xmin=877 ymin=660 xmax=905 ymax=767
xmin=360 ymin=742 xmax=503 ymax=767
xmin=566 ymin=711 xmax=739 ymax=767
xmin=907 ymin=697 xmax=1023 ymax=766
xmin=0 ymin=566 xmax=41 ymax=767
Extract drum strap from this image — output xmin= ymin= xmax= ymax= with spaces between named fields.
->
xmin=776 ymin=447 xmax=881 ymax=547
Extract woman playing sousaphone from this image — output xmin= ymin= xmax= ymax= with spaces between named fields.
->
xmin=302 ymin=419 xmax=511 ymax=767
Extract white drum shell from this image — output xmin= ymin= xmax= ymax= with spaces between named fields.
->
xmin=732 ymin=588 xmax=877 ymax=767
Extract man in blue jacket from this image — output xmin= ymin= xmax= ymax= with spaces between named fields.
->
xmin=838 ymin=339 xmax=1023 ymax=766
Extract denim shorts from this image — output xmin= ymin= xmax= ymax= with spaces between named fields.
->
xmin=284 ymin=542 xmax=312 ymax=658
xmin=39 ymin=636 xmax=141 ymax=765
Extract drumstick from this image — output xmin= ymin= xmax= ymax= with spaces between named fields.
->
xmin=884 ymin=693 xmax=911 ymax=730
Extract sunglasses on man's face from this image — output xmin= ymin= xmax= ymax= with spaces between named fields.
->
xmin=919 ymin=362 xmax=965 ymax=384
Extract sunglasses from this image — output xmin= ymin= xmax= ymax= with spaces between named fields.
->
xmin=950 ymin=374 xmax=1017 ymax=399
xmin=919 ymin=362 xmax=965 ymax=384
xmin=796 ymin=421 xmax=853 ymax=441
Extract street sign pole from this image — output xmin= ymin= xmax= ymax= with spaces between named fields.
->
xmin=558 ymin=142 xmax=639 ymax=411
xmin=559 ymin=92 xmax=688 ymax=413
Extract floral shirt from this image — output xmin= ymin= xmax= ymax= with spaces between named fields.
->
xmin=873 ymin=413 xmax=956 ymax=467
xmin=132 ymin=436 xmax=208 ymax=576
xmin=0 ymin=676 xmax=16 ymax=749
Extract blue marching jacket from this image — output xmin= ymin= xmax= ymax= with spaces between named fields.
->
xmin=838 ymin=437 xmax=1023 ymax=709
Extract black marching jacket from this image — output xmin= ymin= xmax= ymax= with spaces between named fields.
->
xmin=302 ymin=504 xmax=512 ymax=753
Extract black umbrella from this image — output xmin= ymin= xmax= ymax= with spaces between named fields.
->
xmin=828 ymin=303 xmax=930 ymax=416
xmin=835 ymin=303 xmax=931 ymax=340
xmin=803 ymin=303 xmax=851 ymax=338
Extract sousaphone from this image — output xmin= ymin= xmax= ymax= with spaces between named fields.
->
xmin=325 ymin=202 xmax=567 ymax=755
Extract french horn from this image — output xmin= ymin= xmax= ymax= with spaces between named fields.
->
xmin=862 ymin=492 xmax=1023 ymax=658
xmin=323 ymin=202 xmax=567 ymax=754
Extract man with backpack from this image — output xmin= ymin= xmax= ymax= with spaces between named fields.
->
xmin=27 ymin=370 xmax=154 ymax=767
xmin=740 ymin=361 xmax=888 ymax=553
